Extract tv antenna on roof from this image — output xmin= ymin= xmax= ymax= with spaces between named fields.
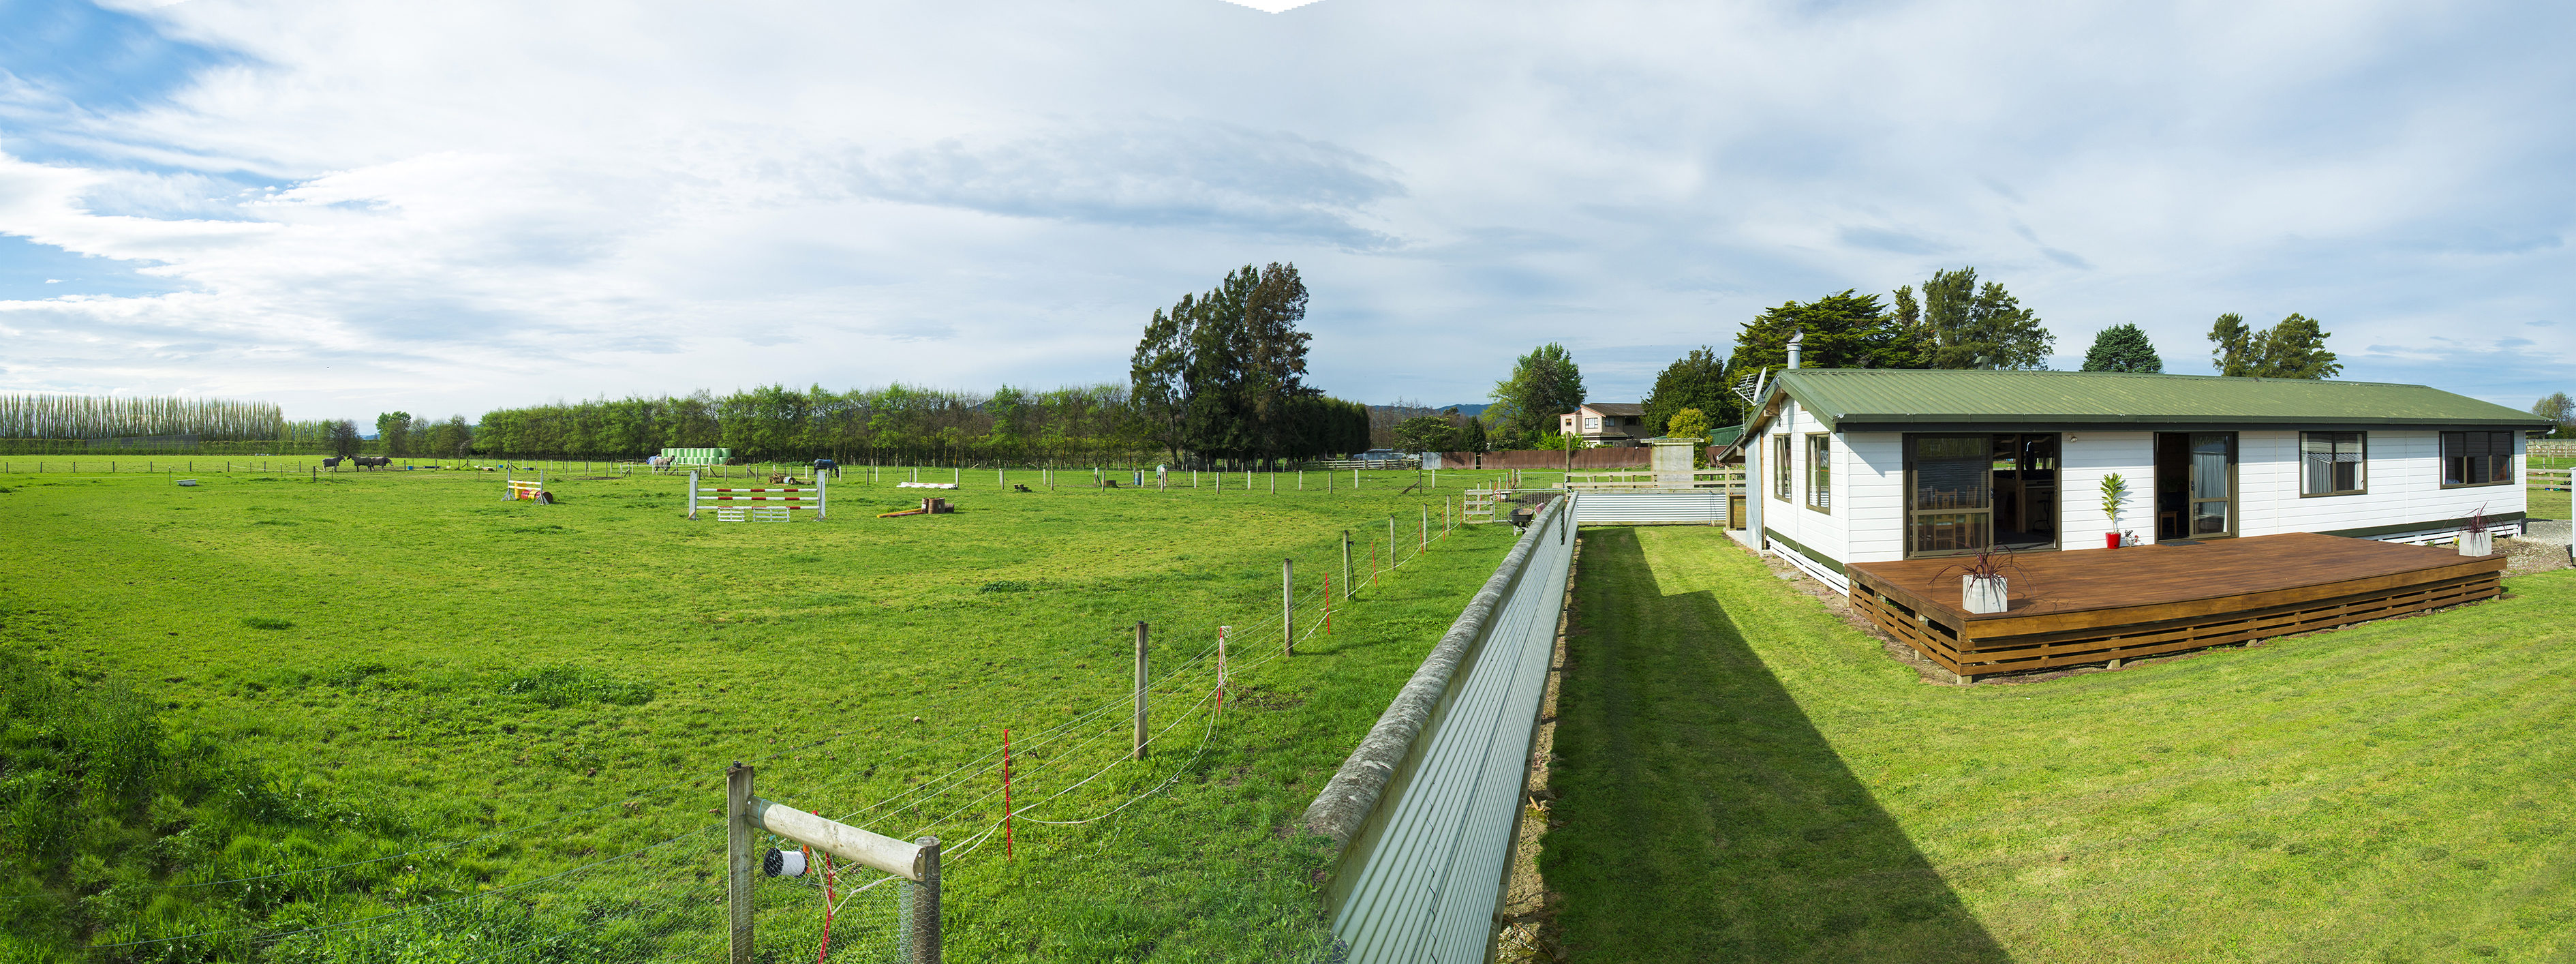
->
xmin=1732 ymin=367 xmax=1768 ymax=407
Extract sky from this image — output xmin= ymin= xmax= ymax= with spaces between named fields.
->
xmin=1 ymin=0 xmax=2571 ymax=424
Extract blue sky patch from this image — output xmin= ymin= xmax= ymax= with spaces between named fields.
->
xmin=0 ymin=236 xmax=178 ymax=301
xmin=0 ymin=0 xmax=246 ymax=112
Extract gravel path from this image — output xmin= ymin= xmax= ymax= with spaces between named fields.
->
xmin=2523 ymin=518 xmax=2571 ymax=546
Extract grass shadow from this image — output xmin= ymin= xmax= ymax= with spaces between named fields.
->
xmin=1540 ymin=527 xmax=2011 ymax=963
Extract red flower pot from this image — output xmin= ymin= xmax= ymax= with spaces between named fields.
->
xmin=2106 ymin=532 xmax=2122 ymax=549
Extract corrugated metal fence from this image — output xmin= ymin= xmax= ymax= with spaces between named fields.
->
xmin=1567 ymin=489 xmax=1732 ymax=525
xmin=1304 ymin=497 xmax=1574 ymax=963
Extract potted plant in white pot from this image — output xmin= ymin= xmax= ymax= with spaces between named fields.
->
xmin=2459 ymin=504 xmax=2492 ymax=557
xmin=2099 ymin=473 xmax=2130 ymax=548
xmin=1937 ymin=545 xmax=2021 ymax=615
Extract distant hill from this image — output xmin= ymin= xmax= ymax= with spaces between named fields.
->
xmin=1365 ymin=403 xmax=1488 ymax=417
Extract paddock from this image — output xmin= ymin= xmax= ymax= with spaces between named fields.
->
xmin=1845 ymin=532 xmax=2506 ymax=681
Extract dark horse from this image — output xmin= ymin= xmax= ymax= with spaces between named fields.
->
xmin=354 ymin=456 xmax=392 ymax=468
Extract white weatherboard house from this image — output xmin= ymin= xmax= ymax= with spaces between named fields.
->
xmin=1721 ymin=369 xmax=2551 ymax=591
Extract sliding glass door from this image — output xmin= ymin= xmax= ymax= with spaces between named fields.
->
xmin=1905 ymin=435 xmax=1992 ymax=558
xmin=2154 ymin=432 xmax=2237 ymax=539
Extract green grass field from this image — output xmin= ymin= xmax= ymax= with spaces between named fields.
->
xmin=0 ymin=467 xmax=1523 ymax=962
xmin=1542 ymin=526 xmax=2576 ymax=963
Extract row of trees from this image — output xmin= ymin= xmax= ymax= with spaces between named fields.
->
xmin=465 ymin=384 xmax=1173 ymax=464
xmin=1490 ymin=267 xmax=2360 ymax=445
xmin=0 ymin=393 xmax=392 ymax=451
xmin=0 ymin=393 xmax=286 ymax=441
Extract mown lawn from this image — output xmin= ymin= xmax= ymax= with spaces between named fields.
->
xmin=0 ymin=468 xmax=1514 ymax=962
xmin=1543 ymin=525 xmax=2576 ymax=963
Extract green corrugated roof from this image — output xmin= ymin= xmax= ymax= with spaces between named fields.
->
xmin=1708 ymin=425 xmax=1743 ymax=447
xmin=1745 ymin=369 xmax=2551 ymax=434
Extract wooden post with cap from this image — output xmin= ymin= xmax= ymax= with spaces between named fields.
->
xmin=911 ymin=837 xmax=942 ymax=963
xmin=726 ymin=762 xmax=754 ymax=963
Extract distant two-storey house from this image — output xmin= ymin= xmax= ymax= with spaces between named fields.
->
xmin=1559 ymin=402 xmax=1649 ymax=447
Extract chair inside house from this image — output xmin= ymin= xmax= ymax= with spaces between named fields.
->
xmin=1990 ymin=434 xmax=2059 ymax=551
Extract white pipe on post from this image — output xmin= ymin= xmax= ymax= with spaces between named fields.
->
xmin=749 ymin=800 xmax=933 ymax=879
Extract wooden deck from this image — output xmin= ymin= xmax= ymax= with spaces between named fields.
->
xmin=1845 ymin=533 xmax=2506 ymax=680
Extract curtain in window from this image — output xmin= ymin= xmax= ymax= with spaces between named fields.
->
xmin=2301 ymin=432 xmax=2363 ymax=494
xmin=1806 ymin=435 xmax=1830 ymax=509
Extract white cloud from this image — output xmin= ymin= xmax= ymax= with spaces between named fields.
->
xmin=0 ymin=0 xmax=2570 ymax=419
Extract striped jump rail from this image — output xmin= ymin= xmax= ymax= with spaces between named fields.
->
xmin=505 ymin=472 xmax=553 ymax=503
xmin=689 ymin=471 xmax=827 ymax=520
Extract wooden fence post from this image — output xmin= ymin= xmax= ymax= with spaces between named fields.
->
xmin=911 ymin=837 xmax=942 ymax=963
xmin=1283 ymin=558 xmax=1295 ymax=657
xmin=1343 ymin=530 xmax=1353 ymax=599
xmin=1133 ymin=622 xmax=1149 ymax=760
xmin=726 ymin=762 xmax=754 ymax=963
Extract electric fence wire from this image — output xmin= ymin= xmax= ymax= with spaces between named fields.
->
xmin=872 ymin=657 xmax=1227 ymax=842
xmin=1011 ymin=687 xmax=1225 ymax=826
xmin=801 ymin=638 xmax=1229 ymax=830
xmin=724 ymin=511 xmax=1427 ymax=855
xmin=771 ymin=620 xmax=1232 ymax=802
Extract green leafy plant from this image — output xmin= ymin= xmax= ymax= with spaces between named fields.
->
xmin=2100 ymin=472 xmax=2129 ymax=528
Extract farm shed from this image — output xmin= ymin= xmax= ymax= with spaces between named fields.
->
xmin=1717 ymin=369 xmax=2550 ymax=591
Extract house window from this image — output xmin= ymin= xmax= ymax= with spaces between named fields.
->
xmin=1805 ymin=434 xmax=1831 ymax=512
xmin=2301 ymin=432 xmax=2365 ymax=496
xmin=1773 ymin=434 xmax=1791 ymax=502
xmin=2441 ymin=430 xmax=2513 ymax=487
xmin=1583 ymin=417 xmax=1601 ymax=432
